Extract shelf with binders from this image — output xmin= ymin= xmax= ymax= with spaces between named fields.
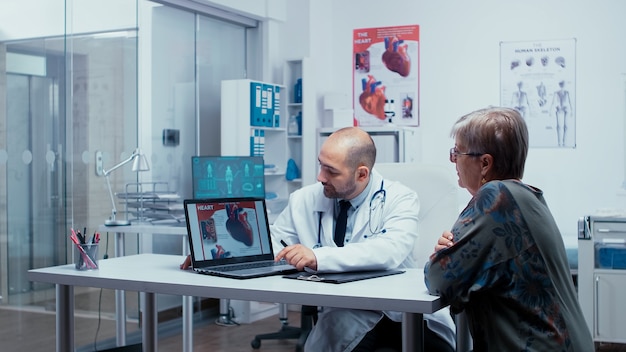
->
xmin=221 ymin=79 xmax=291 ymax=201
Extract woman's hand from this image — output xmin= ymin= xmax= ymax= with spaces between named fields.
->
xmin=435 ymin=231 xmax=455 ymax=252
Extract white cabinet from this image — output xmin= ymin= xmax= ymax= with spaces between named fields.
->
xmin=220 ymin=79 xmax=289 ymax=323
xmin=221 ymin=74 xmax=315 ymax=199
xmin=219 ymin=62 xmax=315 ymax=201
xmin=594 ymin=272 xmax=626 ymax=339
xmin=218 ymin=64 xmax=314 ymax=324
xmin=578 ymin=216 xmax=626 ymax=343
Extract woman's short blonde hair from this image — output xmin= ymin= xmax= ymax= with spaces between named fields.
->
xmin=451 ymin=106 xmax=528 ymax=180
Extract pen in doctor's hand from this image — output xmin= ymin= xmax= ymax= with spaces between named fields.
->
xmin=276 ymin=240 xmax=289 ymax=264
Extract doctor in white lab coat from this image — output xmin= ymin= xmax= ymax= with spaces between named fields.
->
xmin=273 ymin=127 xmax=456 ymax=352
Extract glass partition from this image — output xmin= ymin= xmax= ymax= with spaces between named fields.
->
xmin=1 ymin=0 xmax=256 ymax=350
xmin=1 ymin=0 xmax=141 ymax=348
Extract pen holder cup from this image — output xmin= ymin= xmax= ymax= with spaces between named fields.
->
xmin=75 ymin=243 xmax=99 ymax=270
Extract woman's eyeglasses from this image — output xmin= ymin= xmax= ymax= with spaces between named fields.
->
xmin=449 ymin=147 xmax=483 ymax=163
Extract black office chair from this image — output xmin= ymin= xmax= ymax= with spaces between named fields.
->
xmin=250 ymin=305 xmax=318 ymax=352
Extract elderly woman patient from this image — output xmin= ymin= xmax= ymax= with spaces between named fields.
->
xmin=424 ymin=107 xmax=593 ymax=351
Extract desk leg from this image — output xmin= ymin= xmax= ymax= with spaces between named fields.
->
xmin=115 ymin=231 xmax=126 ymax=346
xmin=182 ymin=230 xmax=193 ymax=352
xmin=402 ymin=312 xmax=423 ymax=352
xmin=56 ymin=284 xmax=74 ymax=352
xmin=183 ymin=296 xmax=193 ymax=352
xmin=142 ymin=292 xmax=158 ymax=352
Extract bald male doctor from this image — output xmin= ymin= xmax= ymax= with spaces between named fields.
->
xmin=273 ymin=127 xmax=455 ymax=352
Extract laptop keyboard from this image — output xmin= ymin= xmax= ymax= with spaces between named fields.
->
xmin=212 ymin=259 xmax=289 ymax=272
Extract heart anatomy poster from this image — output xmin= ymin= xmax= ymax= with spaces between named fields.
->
xmin=500 ymin=39 xmax=576 ymax=148
xmin=353 ymin=25 xmax=420 ymax=127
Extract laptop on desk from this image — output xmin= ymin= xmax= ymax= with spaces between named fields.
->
xmin=184 ymin=198 xmax=297 ymax=279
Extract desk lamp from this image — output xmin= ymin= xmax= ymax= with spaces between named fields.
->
xmin=103 ymin=148 xmax=150 ymax=226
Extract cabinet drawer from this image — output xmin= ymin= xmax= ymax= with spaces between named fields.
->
xmin=592 ymin=221 xmax=626 ymax=238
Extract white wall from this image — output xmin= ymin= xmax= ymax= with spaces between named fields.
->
xmin=280 ymin=0 xmax=626 ymax=239
xmin=3 ymin=0 xmax=624 ymax=240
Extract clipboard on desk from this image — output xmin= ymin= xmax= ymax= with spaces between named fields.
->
xmin=283 ymin=269 xmax=405 ymax=284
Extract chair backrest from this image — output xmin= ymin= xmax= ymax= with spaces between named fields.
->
xmin=375 ymin=162 xmax=459 ymax=266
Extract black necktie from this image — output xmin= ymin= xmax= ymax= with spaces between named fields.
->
xmin=334 ymin=200 xmax=351 ymax=247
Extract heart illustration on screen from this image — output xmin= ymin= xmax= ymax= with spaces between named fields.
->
xmin=225 ymin=204 xmax=254 ymax=246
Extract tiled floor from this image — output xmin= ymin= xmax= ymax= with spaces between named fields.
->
xmin=0 ymin=304 xmax=299 ymax=352
xmin=1 ymin=292 xmax=625 ymax=352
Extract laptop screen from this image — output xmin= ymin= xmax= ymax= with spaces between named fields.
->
xmin=184 ymin=198 xmax=274 ymax=265
xmin=191 ymin=156 xmax=265 ymax=199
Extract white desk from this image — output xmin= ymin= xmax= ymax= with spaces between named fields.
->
xmin=28 ymin=253 xmax=446 ymax=352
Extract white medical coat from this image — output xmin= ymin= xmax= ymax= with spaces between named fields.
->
xmin=271 ymin=169 xmax=456 ymax=352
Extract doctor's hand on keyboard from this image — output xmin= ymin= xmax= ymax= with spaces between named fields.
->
xmin=275 ymin=243 xmax=318 ymax=271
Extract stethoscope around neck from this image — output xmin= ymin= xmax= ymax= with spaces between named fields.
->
xmin=313 ymin=180 xmax=386 ymax=248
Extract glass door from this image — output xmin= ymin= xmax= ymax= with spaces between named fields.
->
xmin=5 ymin=56 xmax=66 ymax=300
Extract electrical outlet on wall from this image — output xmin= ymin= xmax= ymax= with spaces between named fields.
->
xmin=95 ymin=150 xmax=103 ymax=176
xmin=163 ymin=129 xmax=180 ymax=146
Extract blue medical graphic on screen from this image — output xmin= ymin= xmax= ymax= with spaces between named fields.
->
xmin=192 ymin=156 xmax=265 ymax=199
